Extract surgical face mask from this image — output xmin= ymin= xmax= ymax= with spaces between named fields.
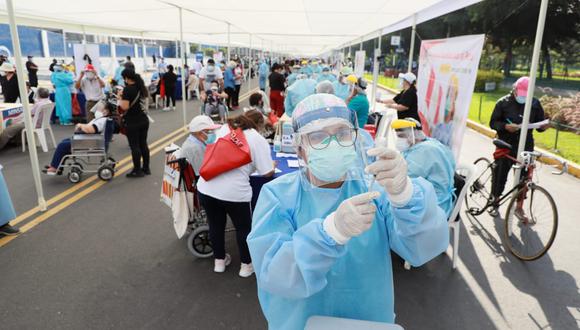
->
xmin=85 ymin=72 xmax=96 ymax=79
xmin=205 ymin=132 xmax=216 ymax=144
xmin=515 ymin=96 xmax=526 ymax=104
xmin=306 ymin=141 xmax=358 ymax=183
xmin=398 ymin=79 xmax=405 ymax=89
xmin=0 ymin=72 xmax=5 ymax=77
xmin=395 ymin=138 xmax=411 ymax=152
xmin=94 ymin=111 xmax=104 ymax=120
xmin=207 ymin=65 xmax=215 ymax=72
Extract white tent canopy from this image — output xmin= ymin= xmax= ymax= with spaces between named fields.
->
xmin=1 ymin=0 xmax=481 ymax=57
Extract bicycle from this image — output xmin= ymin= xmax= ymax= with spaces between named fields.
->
xmin=465 ymin=139 xmax=567 ymax=261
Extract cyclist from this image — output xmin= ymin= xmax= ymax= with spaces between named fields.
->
xmin=489 ymin=76 xmax=549 ymax=217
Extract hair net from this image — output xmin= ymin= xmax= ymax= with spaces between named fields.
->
xmin=316 ymin=81 xmax=335 ymax=95
xmin=284 ymin=78 xmax=317 ymax=117
xmin=292 ymin=94 xmax=354 ymax=133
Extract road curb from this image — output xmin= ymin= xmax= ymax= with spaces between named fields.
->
xmin=374 ymin=82 xmax=580 ymax=179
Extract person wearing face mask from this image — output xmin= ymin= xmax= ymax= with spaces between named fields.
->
xmin=181 ymin=116 xmax=221 ymax=176
xmin=248 ymin=94 xmax=448 ymax=330
xmin=42 ymin=106 xmax=112 ymax=175
xmin=0 ymin=62 xmax=19 ymax=103
xmin=488 ymin=76 xmax=548 ymax=216
xmin=199 ymin=59 xmax=224 ymax=98
xmin=332 ymin=66 xmax=354 ymax=101
xmin=258 ymin=60 xmax=269 ymax=91
xmin=51 ymin=64 xmax=75 ymax=125
xmin=378 ymin=72 xmax=419 ymax=122
xmin=394 ymin=118 xmax=456 ymax=217
xmin=346 ymin=76 xmax=370 ymax=129
xmin=268 ymin=63 xmax=286 ymax=118
xmin=197 ymin=111 xmax=275 ymax=278
xmin=75 ymin=64 xmax=105 ymax=122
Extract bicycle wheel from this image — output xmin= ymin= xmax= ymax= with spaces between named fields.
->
xmin=465 ymin=157 xmax=493 ymax=214
xmin=504 ymin=184 xmax=558 ymax=261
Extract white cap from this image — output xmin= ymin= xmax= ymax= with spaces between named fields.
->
xmin=398 ymin=72 xmax=416 ymax=84
xmin=188 ymin=115 xmax=221 ymax=133
xmin=0 ymin=62 xmax=15 ymax=72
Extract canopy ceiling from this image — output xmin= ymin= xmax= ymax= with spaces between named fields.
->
xmin=0 ymin=0 xmax=481 ymax=56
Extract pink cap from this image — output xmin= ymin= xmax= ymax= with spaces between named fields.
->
xmin=514 ymin=77 xmax=529 ymax=97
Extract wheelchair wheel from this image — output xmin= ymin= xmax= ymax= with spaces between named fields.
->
xmin=98 ymin=165 xmax=115 ymax=181
xmin=187 ymin=225 xmax=213 ymax=258
xmin=68 ymin=168 xmax=82 ymax=183
xmin=101 ymin=157 xmax=116 ymax=169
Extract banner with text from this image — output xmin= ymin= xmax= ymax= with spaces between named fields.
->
xmin=416 ymin=34 xmax=484 ymax=159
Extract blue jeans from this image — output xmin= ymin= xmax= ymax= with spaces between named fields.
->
xmin=50 ymin=138 xmax=71 ymax=168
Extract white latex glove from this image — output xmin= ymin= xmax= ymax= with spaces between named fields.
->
xmin=323 ymin=191 xmax=380 ymax=245
xmin=365 ymin=147 xmax=413 ymax=207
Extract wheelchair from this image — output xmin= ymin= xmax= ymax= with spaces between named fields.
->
xmin=201 ymin=97 xmax=228 ymax=124
xmin=56 ymin=118 xmax=117 ymax=184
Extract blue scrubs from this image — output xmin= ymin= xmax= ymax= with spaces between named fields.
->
xmin=317 ymin=73 xmax=337 ymax=83
xmin=402 ymin=138 xmax=456 ymax=217
xmin=333 ymin=81 xmax=351 ymax=101
xmin=248 ymin=173 xmax=449 ymax=330
xmin=51 ymin=71 xmax=74 ymax=124
xmin=259 ymin=62 xmax=269 ymax=90
xmin=286 ymin=73 xmax=299 ymax=87
xmin=348 ymin=94 xmax=370 ymax=128
xmin=283 ymin=78 xmax=317 ymax=117
xmin=0 ymin=165 xmax=16 ymax=227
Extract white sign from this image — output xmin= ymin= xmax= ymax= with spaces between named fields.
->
xmin=354 ymin=50 xmax=366 ymax=77
xmin=214 ymin=51 xmax=224 ymax=63
xmin=73 ymin=44 xmax=101 ymax=78
xmin=391 ymin=36 xmax=401 ymax=46
xmin=416 ymin=34 xmax=485 ymax=159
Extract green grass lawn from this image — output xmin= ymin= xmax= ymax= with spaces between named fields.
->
xmin=366 ymin=74 xmax=580 ymax=163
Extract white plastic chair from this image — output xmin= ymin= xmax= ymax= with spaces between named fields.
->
xmin=403 ymin=162 xmax=476 ymax=270
xmin=189 ymin=78 xmax=199 ymax=99
xmin=21 ymin=102 xmax=56 ymax=153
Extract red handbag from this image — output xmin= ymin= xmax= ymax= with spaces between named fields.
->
xmin=199 ymin=126 xmax=252 ymax=181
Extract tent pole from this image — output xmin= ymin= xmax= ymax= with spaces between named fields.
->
xmin=179 ymin=7 xmax=187 ymax=128
xmin=141 ymin=33 xmax=147 ymax=72
xmin=407 ymin=14 xmax=416 ymax=73
xmin=513 ymin=0 xmax=549 ymax=184
xmin=359 ymin=37 xmax=363 ymax=51
xmin=227 ymin=23 xmax=231 ymax=61
xmin=248 ymin=33 xmax=252 ymax=93
xmin=371 ymin=29 xmax=382 ymax=113
xmin=5 ymin=0 xmax=47 ymax=211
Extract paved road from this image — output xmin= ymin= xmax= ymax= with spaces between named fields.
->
xmin=1 ymin=86 xmax=578 ymax=330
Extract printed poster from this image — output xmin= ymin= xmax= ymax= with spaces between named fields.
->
xmin=416 ymin=34 xmax=485 ymax=159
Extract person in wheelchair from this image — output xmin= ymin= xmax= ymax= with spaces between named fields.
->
xmin=43 ymin=106 xmax=112 ymax=175
xmin=201 ymin=80 xmax=228 ymax=122
xmin=394 ymin=118 xmax=456 ymax=217
xmin=181 ymin=116 xmax=221 ymax=176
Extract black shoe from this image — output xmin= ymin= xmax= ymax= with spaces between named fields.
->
xmin=0 ymin=224 xmax=20 ymax=236
xmin=142 ymin=168 xmax=151 ymax=175
xmin=126 ymin=170 xmax=145 ymax=178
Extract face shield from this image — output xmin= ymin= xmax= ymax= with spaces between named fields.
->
xmin=392 ymin=119 xmax=423 ymax=152
xmin=293 ymin=103 xmax=372 ymax=190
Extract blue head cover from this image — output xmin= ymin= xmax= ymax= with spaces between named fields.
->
xmin=284 ymin=78 xmax=317 ymax=117
xmin=292 ymin=94 xmax=356 ymax=132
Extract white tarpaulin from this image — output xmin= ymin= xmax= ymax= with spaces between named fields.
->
xmin=416 ymin=34 xmax=485 ymax=160
xmin=0 ymin=0 xmax=483 ymax=56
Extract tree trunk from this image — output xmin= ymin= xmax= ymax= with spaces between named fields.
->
xmin=503 ymin=42 xmax=513 ymax=78
xmin=539 ymin=57 xmax=544 ymax=79
xmin=543 ymin=45 xmax=552 ymax=80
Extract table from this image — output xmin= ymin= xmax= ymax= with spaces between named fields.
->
xmin=0 ymin=103 xmax=23 ymax=130
xmin=250 ymin=146 xmax=299 ymax=210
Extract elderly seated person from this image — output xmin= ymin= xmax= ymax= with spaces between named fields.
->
xmin=42 ymin=106 xmax=112 ymax=175
xmin=394 ymin=118 xmax=456 ymax=217
xmin=0 ymin=87 xmax=52 ymax=151
xmin=181 ymin=116 xmax=221 ymax=176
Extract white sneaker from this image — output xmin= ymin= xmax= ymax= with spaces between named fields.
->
xmin=162 ymin=107 xmax=170 ymax=111
xmin=214 ymin=254 xmax=231 ymax=273
xmin=171 ymin=106 xmax=176 ymax=111
xmin=239 ymin=263 xmax=254 ymax=278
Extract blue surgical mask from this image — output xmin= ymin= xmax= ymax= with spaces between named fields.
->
xmin=395 ymin=138 xmax=411 ymax=152
xmin=515 ymin=96 xmax=526 ymax=104
xmin=306 ymin=141 xmax=358 ymax=183
xmin=205 ymin=132 xmax=216 ymax=144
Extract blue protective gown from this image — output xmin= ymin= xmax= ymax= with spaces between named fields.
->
xmin=50 ymin=71 xmax=74 ymax=124
xmin=317 ymin=73 xmax=337 ymax=84
xmin=283 ymin=78 xmax=317 ymax=117
xmin=310 ymin=65 xmax=322 ymax=77
xmin=248 ymin=173 xmax=449 ymax=330
xmin=402 ymin=138 xmax=456 ymax=217
xmin=286 ymin=73 xmax=299 ymax=87
xmin=259 ymin=62 xmax=269 ymax=90
xmin=300 ymin=66 xmax=313 ymax=77
xmin=333 ymin=81 xmax=351 ymax=101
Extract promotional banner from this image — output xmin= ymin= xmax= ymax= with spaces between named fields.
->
xmin=416 ymin=34 xmax=485 ymax=159
xmin=354 ymin=50 xmax=366 ymax=77
xmin=73 ymin=44 xmax=101 ymax=78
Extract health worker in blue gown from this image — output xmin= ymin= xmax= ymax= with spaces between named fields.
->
xmin=248 ymin=94 xmax=449 ymax=330
xmin=50 ymin=64 xmax=74 ymax=125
